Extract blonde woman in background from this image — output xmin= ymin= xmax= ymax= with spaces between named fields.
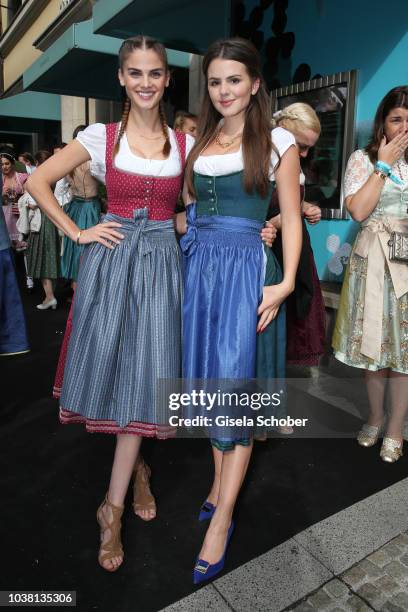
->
xmin=173 ymin=111 xmax=198 ymax=213
xmin=174 ymin=110 xmax=198 ymax=137
xmin=268 ymin=103 xmax=325 ymax=373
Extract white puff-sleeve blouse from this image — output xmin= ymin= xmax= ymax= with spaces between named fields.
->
xmin=193 ymin=127 xmax=296 ymax=179
xmin=76 ymin=123 xmax=195 ymax=183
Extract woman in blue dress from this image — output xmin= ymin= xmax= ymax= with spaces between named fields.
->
xmin=0 ymin=174 xmax=30 ymax=356
xmin=179 ymin=38 xmax=302 ymax=582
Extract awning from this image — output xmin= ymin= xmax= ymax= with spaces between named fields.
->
xmin=93 ymin=0 xmax=232 ymax=54
xmin=0 ymin=92 xmax=61 ymax=122
xmin=23 ymin=20 xmax=123 ymax=100
xmin=23 ymin=18 xmax=191 ymax=101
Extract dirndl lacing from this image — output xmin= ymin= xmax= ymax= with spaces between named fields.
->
xmin=59 ymin=207 xmax=181 ymax=435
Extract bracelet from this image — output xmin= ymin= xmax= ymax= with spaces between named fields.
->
xmin=375 ymin=161 xmax=403 ymax=185
xmin=373 ymin=168 xmax=387 ymax=181
xmin=76 ymin=230 xmax=82 ymax=245
xmin=375 ymin=160 xmax=391 ymax=174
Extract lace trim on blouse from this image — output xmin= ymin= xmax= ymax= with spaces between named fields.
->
xmin=344 ymin=149 xmax=408 ymax=199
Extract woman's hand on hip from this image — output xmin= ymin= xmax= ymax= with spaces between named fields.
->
xmin=78 ymin=222 xmax=124 ymax=249
xmin=257 ymin=283 xmax=289 ymax=332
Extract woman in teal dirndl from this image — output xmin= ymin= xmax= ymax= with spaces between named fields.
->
xmin=179 ymin=38 xmax=302 ymax=583
xmin=61 ymin=125 xmax=101 ymax=287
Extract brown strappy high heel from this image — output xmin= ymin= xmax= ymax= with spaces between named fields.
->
xmin=96 ymin=495 xmax=124 ymax=572
xmin=133 ymin=458 xmax=156 ymax=521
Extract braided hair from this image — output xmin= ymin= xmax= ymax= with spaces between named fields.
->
xmin=272 ymin=103 xmax=321 ymax=135
xmin=158 ymin=100 xmax=171 ymax=157
xmin=113 ymin=35 xmax=170 ymax=161
xmin=112 ymin=96 xmax=131 ymax=160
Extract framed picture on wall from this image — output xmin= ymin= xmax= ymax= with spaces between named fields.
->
xmin=271 ymin=70 xmax=357 ymax=219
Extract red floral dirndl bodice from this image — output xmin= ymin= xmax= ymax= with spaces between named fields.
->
xmin=104 ymin=123 xmax=186 ymax=220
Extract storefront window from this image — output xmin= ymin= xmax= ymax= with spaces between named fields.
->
xmin=271 ymin=70 xmax=357 ymax=220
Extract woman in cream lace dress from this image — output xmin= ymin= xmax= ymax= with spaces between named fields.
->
xmin=333 ymin=86 xmax=408 ymax=462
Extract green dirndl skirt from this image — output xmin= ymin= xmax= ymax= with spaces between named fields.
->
xmin=61 ymin=197 xmax=101 ymax=281
xmin=27 ymin=212 xmax=60 ymax=280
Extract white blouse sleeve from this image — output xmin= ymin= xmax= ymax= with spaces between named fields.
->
xmin=270 ymin=127 xmax=297 ymax=177
xmin=343 ymin=149 xmax=372 ymax=199
xmin=76 ymin=123 xmax=106 ymax=184
xmin=185 ymin=134 xmax=195 ymax=157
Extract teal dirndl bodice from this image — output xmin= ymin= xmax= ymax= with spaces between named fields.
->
xmin=181 ymin=171 xmax=287 ymax=450
xmin=194 ymin=170 xmax=274 ymax=220
xmin=193 ymin=171 xmax=286 ymax=385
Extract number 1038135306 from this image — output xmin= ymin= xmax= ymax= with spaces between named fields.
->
xmin=0 ymin=591 xmax=76 ymax=607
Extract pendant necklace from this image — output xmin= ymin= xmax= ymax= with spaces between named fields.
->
xmin=215 ymin=126 xmax=243 ymax=149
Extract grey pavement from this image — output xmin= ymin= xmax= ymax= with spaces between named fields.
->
xmin=161 ymin=478 xmax=408 ymax=612
xmin=160 ymin=364 xmax=408 ymax=612
xmin=290 ymin=530 xmax=408 ymax=611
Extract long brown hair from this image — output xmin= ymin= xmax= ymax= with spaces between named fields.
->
xmin=186 ymin=37 xmax=275 ymax=199
xmin=113 ymin=35 xmax=171 ymax=161
xmin=365 ymin=86 xmax=408 ymax=164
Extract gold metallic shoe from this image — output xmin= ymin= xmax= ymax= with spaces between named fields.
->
xmin=357 ymin=423 xmax=382 ymax=447
xmin=380 ymin=437 xmax=403 ymax=463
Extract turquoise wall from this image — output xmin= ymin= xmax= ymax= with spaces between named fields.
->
xmin=256 ymin=0 xmax=408 ymax=280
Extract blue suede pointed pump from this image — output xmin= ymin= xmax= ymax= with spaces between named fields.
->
xmin=198 ymin=500 xmax=216 ymax=521
xmin=193 ymin=521 xmax=235 ymax=584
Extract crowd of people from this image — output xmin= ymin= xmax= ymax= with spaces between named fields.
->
xmin=2 ymin=142 xmax=76 ymax=308
xmin=1 ymin=33 xmax=407 ymax=583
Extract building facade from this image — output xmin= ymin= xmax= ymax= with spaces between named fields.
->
xmin=0 ymin=0 xmax=194 ymax=151
xmin=0 ymin=0 xmax=99 ymax=149
xmin=1 ymin=0 xmax=406 ymax=280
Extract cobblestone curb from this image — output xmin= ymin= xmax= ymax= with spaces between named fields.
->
xmin=288 ymin=530 xmax=408 ymax=611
